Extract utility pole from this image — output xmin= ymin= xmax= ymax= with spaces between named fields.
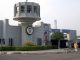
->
xmin=26 ymin=0 xmax=28 ymax=2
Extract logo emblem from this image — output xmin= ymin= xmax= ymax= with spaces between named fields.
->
xmin=26 ymin=26 xmax=33 ymax=35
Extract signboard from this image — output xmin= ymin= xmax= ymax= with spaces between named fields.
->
xmin=26 ymin=26 xmax=33 ymax=35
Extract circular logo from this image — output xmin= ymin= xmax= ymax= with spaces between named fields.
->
xmin=26 ymin=26 xmax=33 ymax=35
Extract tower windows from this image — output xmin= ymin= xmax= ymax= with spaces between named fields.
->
xmin=27 ymin=5 xmax=32 ymax=13
xmin=21 ymin=5 xmax=25 ymax=13
xmin=34 ymin=6 xmax=37 ymax=13
xmin=16 ymin=6 xmax=19 ymax=13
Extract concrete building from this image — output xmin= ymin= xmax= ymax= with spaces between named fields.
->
xmin=13 ymin=1 xmax=41 ymax=45
xmin=0 ymin=19 xmax=21 ymax=46
xmin=0 ymin=19 xmax=76 ymax=46
xmin=33 ymin=22 xmax=51 ymax=45
xmin=51 ymin=29 xmax=76 ymax=41
xmin=0 ymin=1 xmax=77 ymax=46
xmin=77 ymin=36 xmax=80 ymax=43
xmin=0 ymin=19 xmax=51 ymax=46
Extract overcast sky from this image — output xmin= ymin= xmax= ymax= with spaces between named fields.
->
xmin=0 ymin=0 xmax=80 ymax=35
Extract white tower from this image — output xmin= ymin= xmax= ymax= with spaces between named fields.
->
xmin=13 ymin=1 xmax=41 ymax=45
xmin=54 ymin=20 xmax=57 ymax=29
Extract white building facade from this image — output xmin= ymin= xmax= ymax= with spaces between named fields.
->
xmin=0 ymin=1 xmax=77 ymax=46
xmin=0 ymin=19 xmax=51 ymax=46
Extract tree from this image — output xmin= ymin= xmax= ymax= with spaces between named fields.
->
xmin=51 ymin=32 xmax=64 ymax=48
xmin=51 ymin=32 xmax=64 ymax=40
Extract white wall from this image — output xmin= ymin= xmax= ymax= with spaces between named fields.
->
xmin=0 ymin=20 xmax=3 ymax=38
xmin=33 ymin=22 xmax=51 ymax=45
xmin=3 ymin=19 xmax=22 ymax=46
xmin=69 ymin=30 xmax=76 ymax=41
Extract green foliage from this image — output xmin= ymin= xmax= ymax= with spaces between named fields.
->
xmin=0 ymin=46 xmax=15 ymax=51
xmin=51 ymin=32 xmax=64 ymax=40
xmin=0 ymin=46 xmax=54 ymax=51
xmin=24 ymin=40 xmax=35 ymax=46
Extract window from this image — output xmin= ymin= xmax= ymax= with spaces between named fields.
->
xmin=27 ymin=5 xmax=32 ymax=13
xmin=9 ymin=38 xmax=13 ymax=46
xmin=21 ymin=5 xmax=25 ymax=13
xmin=2 ymin=39 xmax=5 ymax=44
xmin=0 ymin=39 xmax=1 ymax=44
xmin=37 ymin=38 xmax=42 ymax=45
xmin=0 ymin=38 xmax=5 ymax=45
xmin=34 ymin=6 xmax=37 ymax=13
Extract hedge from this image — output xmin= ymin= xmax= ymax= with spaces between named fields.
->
xmin=0 ymin=46 xmax=15 ymax=51
xmin=0 ymin=46 xmax=54 ymax=51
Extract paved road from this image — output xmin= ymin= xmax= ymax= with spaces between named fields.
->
xmin=0 ymin=52 xmax=80 ymax=60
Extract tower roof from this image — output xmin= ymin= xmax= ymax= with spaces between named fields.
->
xmin=13 ymin=1 xmax=41 ymax=23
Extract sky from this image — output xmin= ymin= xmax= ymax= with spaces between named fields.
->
xmin=0 ymin=0 xmax=80 ymax=35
